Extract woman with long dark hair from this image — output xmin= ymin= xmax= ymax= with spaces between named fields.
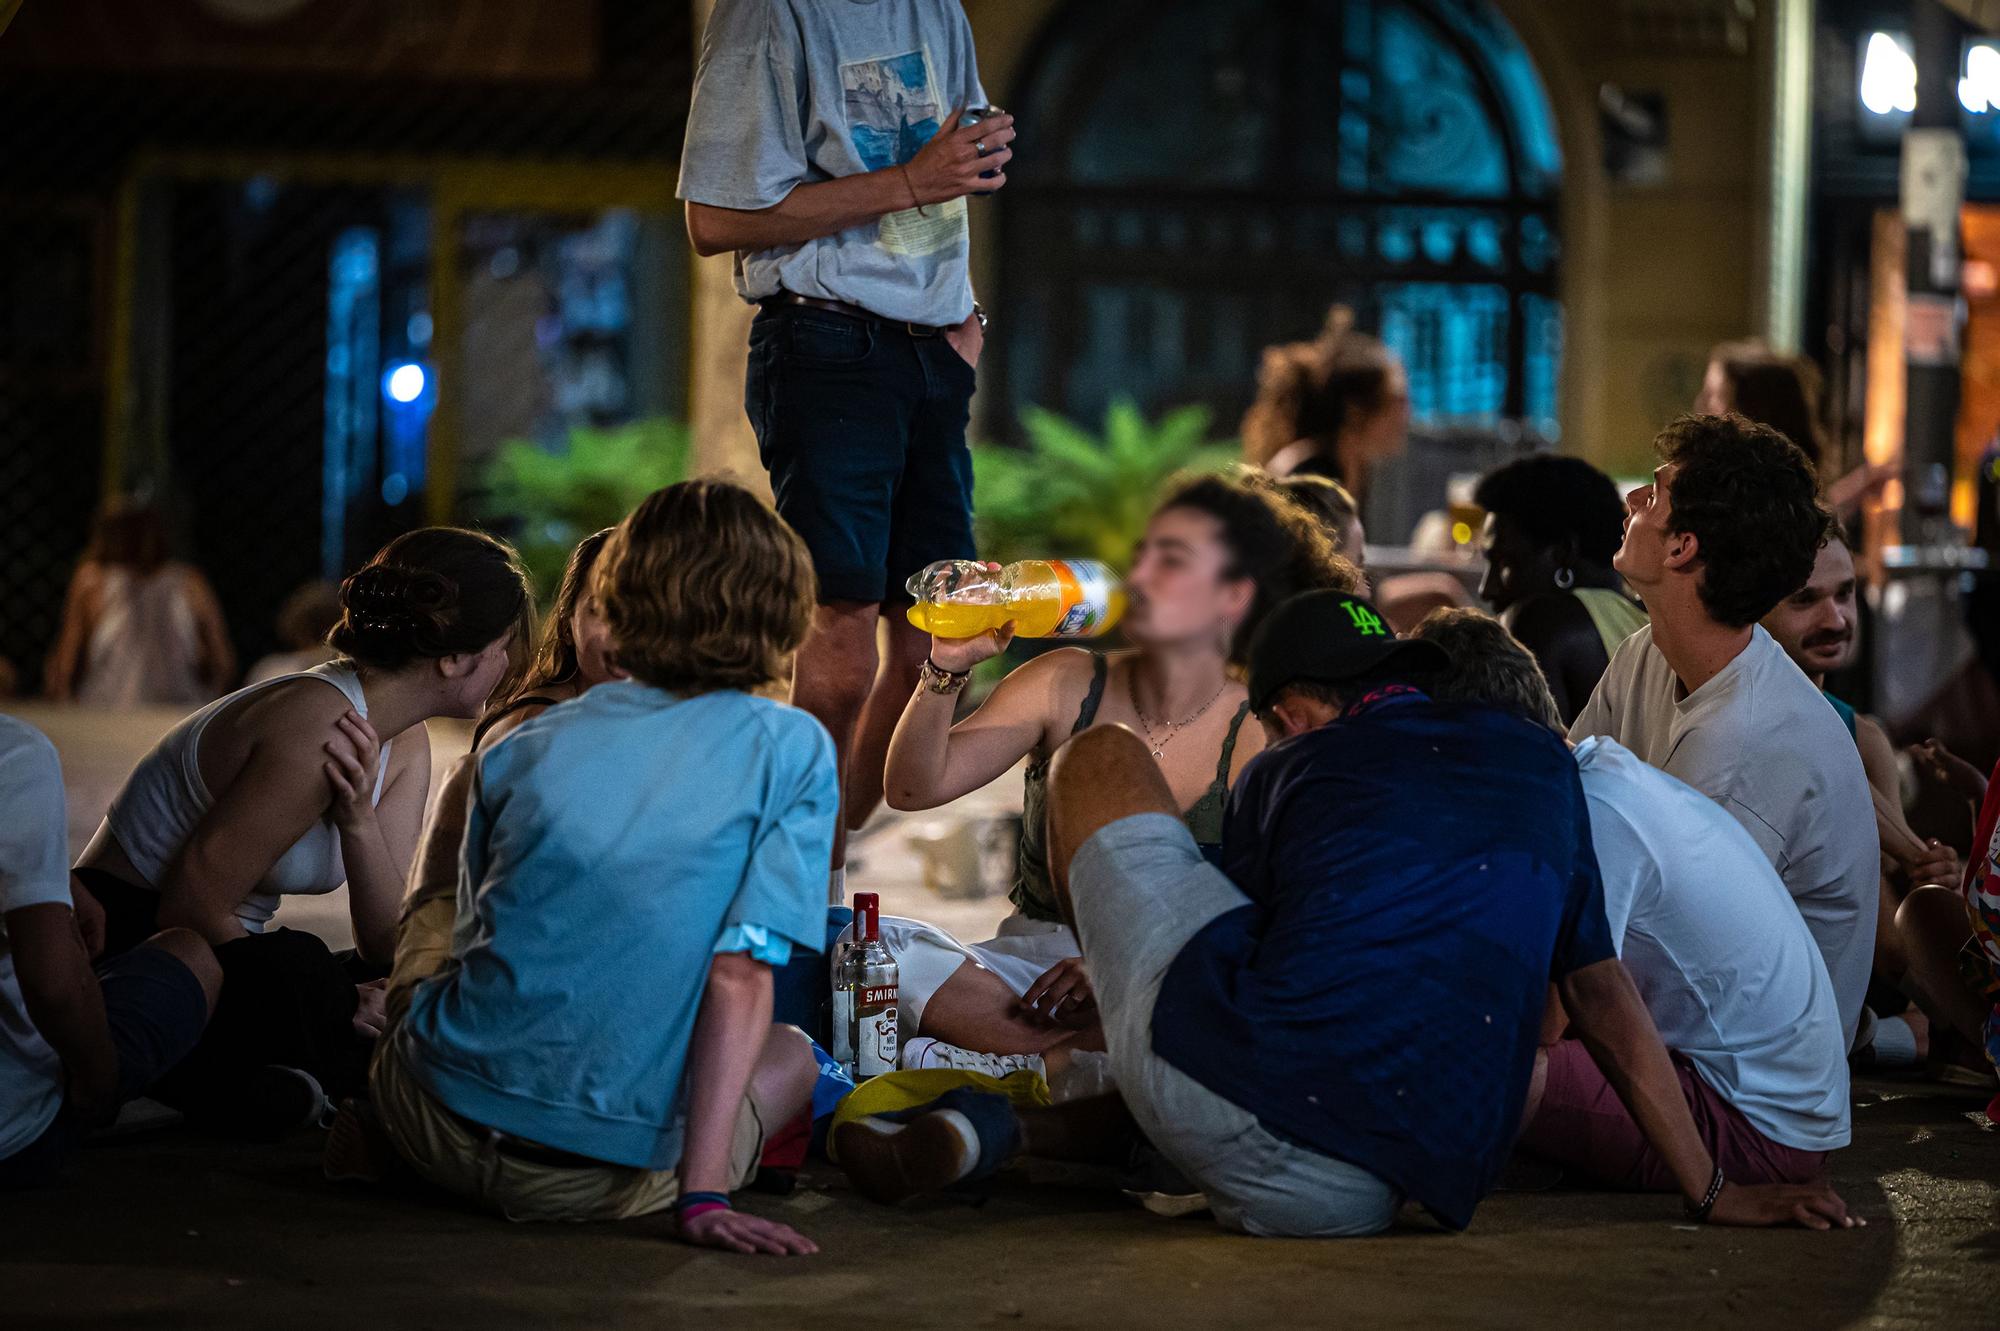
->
xmin=877 ymin=473 xmax=1356 ymax=1085
xmin=45 ymin=498 xmax=234 ymax=707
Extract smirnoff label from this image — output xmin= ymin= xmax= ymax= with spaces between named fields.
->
xmin=856 ymin=982 xmax=899 ymax=1076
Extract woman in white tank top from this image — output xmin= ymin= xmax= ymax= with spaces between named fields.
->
xmin=44 ymin=500 xmax=234 ymax=708
xmin=73 ymin=527 xmax=532 ymax=1135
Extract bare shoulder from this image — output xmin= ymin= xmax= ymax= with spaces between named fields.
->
xmin=224 ymin=674 xmax=356 ymax=743
xmin=392 ymin=720 xmax=433 ymax=765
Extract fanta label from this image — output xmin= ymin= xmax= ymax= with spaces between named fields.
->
xmin=1048 ymin=560 xmax=1118 ymax=638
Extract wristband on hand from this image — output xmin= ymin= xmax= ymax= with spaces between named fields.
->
xmin=1686 ymin=1165 xmax=1726 ymax=1223
xmin=676 ymin=1190 xmax=732 ymax=1225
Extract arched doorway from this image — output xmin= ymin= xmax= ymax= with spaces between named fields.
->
xmin=995 ymin=0 xmax=1563 ymax=444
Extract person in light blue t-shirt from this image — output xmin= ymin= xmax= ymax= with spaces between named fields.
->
xmin=369 ymin=480 xmax=837 ymax=1257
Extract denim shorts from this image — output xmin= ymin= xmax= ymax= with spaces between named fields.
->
xmin=0 ymin=945 xmax=208 ymax=1187
xmin=745 ymin=303 xmax=978 ymax=605
xmin=1069 ymin=814 xmax=1403 ymax=1237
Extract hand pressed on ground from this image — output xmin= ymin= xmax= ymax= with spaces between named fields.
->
xmin=1708 ymin=1181 xmax=1861 ymax=1231
xmin=679 ymin=1207 xmax=818 ymax=1256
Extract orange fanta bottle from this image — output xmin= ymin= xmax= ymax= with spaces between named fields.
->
xmin=905 ymin=559 xmax=1126 ymax=639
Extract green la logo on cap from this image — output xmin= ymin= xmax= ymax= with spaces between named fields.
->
xmin=1341 ymin=599 xmax=1388 ymax=637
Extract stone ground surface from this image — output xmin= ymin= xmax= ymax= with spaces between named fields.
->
xmin=4 ymin=704 xmax=1998 ymax=1329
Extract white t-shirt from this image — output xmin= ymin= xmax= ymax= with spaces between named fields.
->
xmin=1574 ymin=737 xmax=1851 ymax=1151
xmin=1571 ymin=625 xmax=1879 ymax=1051
xmin=0 ymin=716 xmax=74 ymax=1161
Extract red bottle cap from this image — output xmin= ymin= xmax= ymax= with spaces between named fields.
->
xmin=854 ymin=892 xmax=880 ymax=942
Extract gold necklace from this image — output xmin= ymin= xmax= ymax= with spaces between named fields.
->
xmin=1130 ymin=675 xmax=1229 ymax=761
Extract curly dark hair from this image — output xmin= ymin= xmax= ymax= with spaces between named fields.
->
xmin=1656 ymin=413 xmax=1831 ymax=627
xmin=1157 ymin=471 xmax=1361 ymax=665
xmin=1473 ymin=455 xmax=1627 ymax=567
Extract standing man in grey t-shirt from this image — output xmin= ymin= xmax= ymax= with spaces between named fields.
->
xmin=1571 ymin=414 xmax=1879 ymax=1051
xmin=678 ymin=0 xmax=1012 ymax=893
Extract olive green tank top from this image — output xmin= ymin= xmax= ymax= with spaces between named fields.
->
xmin=1573 ymin=587 xmax=1649 ymax=660
xmin=1011 ymin=654 xmax=1251 ymax=923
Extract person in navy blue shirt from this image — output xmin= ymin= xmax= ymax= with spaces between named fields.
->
xmin=840 ymin=591 xmax=1858 ymax=1237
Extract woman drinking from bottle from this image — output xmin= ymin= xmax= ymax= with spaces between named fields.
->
xmin=878 ymin=473 xmax=1355 ymax=1087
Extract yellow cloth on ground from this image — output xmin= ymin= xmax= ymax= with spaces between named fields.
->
xmin=827 ymin=1068 xmax=1052 ymax=1162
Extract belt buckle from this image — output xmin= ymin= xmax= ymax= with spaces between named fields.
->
xmin=906 ymin=321 xmax=939 ymax=339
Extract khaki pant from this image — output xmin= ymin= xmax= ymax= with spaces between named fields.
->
xmin=376 ymin=889 xmax=763 ymax=1224
xmin=372 ymin=1032 xmax=765 ymax=1223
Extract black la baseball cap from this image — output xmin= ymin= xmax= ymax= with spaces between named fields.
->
xmin=1246 ymin=590 xmax=1449 ymax=712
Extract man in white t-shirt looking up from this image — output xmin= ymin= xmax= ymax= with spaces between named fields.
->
xmin=1570 ymin=414 xmax=1878 ymax=1052
xmin=1416 ymin=610 xmax=1851 ymax=1189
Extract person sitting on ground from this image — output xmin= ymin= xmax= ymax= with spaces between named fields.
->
xmin=45 ymin=498 xmax=235 ymax=708
xmin=1896 ymin=753 xmax=2000 ymax=1100
xmin=69 ymin=528 xmax=531 ymax=1136
xmin=1275 ymin=472 xmax=1368 ymax=590
xmin=1571 ymin=414 xmax=1879 ymax=1052
xmin=878 ymin=474 xmax=1354 ymax=1085
xmin=356 ymin=529 xmax=627 ymax=1035
xmin=2 ymin=714 xmax=222 ymax=1187
xmin=1473 ymin=454 xmax=1647 ymax=725
xmin=471 ymin=528 xmax=620 ymax=748
xmin=1412 ymin=608 xmax=1853 ymax=1191
xmin=1241 ymin=306 xmax=1410 ymax=499
xmin=837 ymin=590 xmax=1855 ymax=1235
xmin=245 ymin=582 xmax=343 ymax=685
xmin=1761 ymin=523 xmax=1959 ymax=1067
xmin=361 ymin=480 xmax=831 ymax=1256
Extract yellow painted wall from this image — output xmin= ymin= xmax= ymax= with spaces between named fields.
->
xmin=680 ymin=1 xmax=1784 ymax=481
xmin=959 ymin=0 xmax=1781 ymax=479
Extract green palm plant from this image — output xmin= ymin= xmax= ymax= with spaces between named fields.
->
xmin=973 ymin=400 xmax=1240 ymax=567
xmin=475 ymin=417 xmax=691 ymax=602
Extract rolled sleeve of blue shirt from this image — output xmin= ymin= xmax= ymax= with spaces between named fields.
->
xmin=712 ymin=923 xmax=793 ymax=968
xmin=721 ymin=717 xmax=838 ymax=956
xmin=676 ymin=0 xmax=810 ymax=211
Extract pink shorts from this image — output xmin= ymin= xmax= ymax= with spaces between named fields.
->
xmin=1519 ymin=1040 xmax=1827 ymax=1190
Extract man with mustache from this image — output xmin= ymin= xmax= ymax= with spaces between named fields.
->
xmin=1571 ymin=414 xmax=1879 ymax=1053
xmin=1762 ymin=525 xmax=1960 ymax=1066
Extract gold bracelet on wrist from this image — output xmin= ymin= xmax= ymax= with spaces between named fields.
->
xmin=920 ymin=657 xmax=970 ymax=697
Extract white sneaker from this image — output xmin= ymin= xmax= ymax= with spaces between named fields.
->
xmin=900 ymin=1036 xmax=1046 ymax=1080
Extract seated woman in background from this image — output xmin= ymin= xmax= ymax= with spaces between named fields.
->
xmin=878 ymin=474 xmax=1355 ymax=1088
xmin=1241 ymin=306 xmax=1409 ymax=501
xmin=360 ymin=480 xmax=829 ymax=1256
xmin=245 ymin=581 xmax=342 ymax=685
xmin=471 ymin=527 xmax=618 ymax=748
xmin=372 ymin=529 xmax=625 ymax=1006
xmin=70 ymin=527 xmax=531 ymax=1135
xmin=1696 ymin=339 xmax=1889 ymax=517
xmin=1473 ymin=454 xmax=1646 ymax=726
xmin=45 ymin=498 xmax=235 ymax=708
xmin=1276 ymin=472 xmax=1368 ymax=590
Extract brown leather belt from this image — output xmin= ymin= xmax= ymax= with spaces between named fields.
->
xmin=450 ymin=1108 xmax=610 ymax=1170
xmin=763 ymin=291 xmax=948 ymax=338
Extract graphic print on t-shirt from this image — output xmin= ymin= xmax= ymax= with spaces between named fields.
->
xmin=840 ymin=46 xmax=967 ymax=258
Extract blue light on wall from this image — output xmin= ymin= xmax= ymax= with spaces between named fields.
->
xmin=380 ymin=360 xmax=434 ymax=508
xmin=323 ymin=227 xmax=381 ymax=579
